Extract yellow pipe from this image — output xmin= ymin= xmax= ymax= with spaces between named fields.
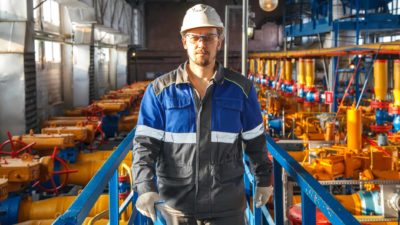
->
xmin=249 ymin=40 xmax=400 ymax=58
xmin=257 ymin=59 xmax=265 ymax=75
xmin=305 ymin=59 xmax=315 ymax=88
xmin=394 ymin=59 xmax=400 ymax=106
xmin=293 ymin=193 xmax=362 ymax=215
xmin=297 ymin=59 xmax=306 ymax=85
xmin=76 ymin=151 xmax=132 ymax=163
xmin=95 ymin=102 xmax=127 ymax=113
xmin=347 ymin=106 xmax=362 ymax=152
xmin=59 ymin=153 xmax=132 ymax=186
xmin=12 ymin=133 xmax=76 ymax=150
xmin=41 ymin=126 xmax=88 ymax=142
xmin=118 ymin=114 xmax=138 ymax=132
xmin=249 ymin=58 xmax=255 ymax=74
xmin=61 ymin=161 xmax=105 ymax=186
xmin=272 ymin=60 xmax=277 ymax=77
xmin=287 ymin=151 xmax=306 ymax=162
xmin=16 ymin=218 xmax=128 ymax=225
xmin=285 ymin=60 xmax=292 ymax=82
xmin=374 ymin=59 xmax=388 ymax=101
xmin=280 ymin=60 xmax=285 ymax=79
xmin=18 ymin=195 xmax=109 ymax=221
xmin=17 ymin=196 xmax=129 ymax=224
xmin=266 ymin=60 xmax=272 ymax=77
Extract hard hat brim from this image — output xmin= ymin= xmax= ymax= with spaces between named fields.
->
xmin=180 ymin=25 xmax=224 ymax=34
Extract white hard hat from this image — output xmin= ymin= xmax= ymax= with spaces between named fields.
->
xmin=180 ymin=4 xmax=224 ymax=34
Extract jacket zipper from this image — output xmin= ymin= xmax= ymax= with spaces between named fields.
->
xmin=190 ymin=85 xmax=201 ymax=213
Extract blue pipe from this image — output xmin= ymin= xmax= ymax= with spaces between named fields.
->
xmin=393 ymin=115 xmax=400 ymax=132
xmin=358 ymin=191 xmax=382 ymax=215
xmin=0 ymin=196 xmax=21 ymax=224
xmin=375 ymin=109 xmax=392 ymax=126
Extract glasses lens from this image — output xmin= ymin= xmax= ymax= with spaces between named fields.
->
xmin=186 ymin=34 xmax=218 ymax=43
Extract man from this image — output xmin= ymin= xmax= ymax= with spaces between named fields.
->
xmin=132 ymin=4 xmax=273 ymax=225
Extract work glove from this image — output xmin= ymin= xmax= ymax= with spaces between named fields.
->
xmin=136 ymin=192 xmax=160 ymax=222
xmin=255 ymin=185 xmax=273 ymax=208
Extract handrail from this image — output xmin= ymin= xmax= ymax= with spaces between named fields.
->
xmin=53 ymin=129 xmax=360 ymax=225
xmin=53 ymin=129 xmax=136 ymax=225
xmin=265 ymin=134 xmax=361 ymax=225
xmin=249 ymin=41 xmax=400 ymax=58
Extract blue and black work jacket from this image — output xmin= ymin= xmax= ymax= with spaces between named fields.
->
xmin=132 ymin=61 xmax=272 ymax=218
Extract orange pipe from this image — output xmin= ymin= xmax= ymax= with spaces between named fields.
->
xmin=347 ymin=107 xmax=362 ymax=152
xmin=285 ymin=60 xmax=292 ymax=82
xmin=249 ymin=41 xmax=400 ymax=58
xmin=374 ymin=59 xmax=388 ymax=101
xmin=266 ymin=60 xmax=273 ymax=77
xmin=297 ymin=59 xmax=306 ymax=86
xmin=305 ymin=59 xmax=315 ymax=88
xmin=18 ymin=195 xmax=131 ymax=223
xmin=394 ymin=59 xmax=400 ymax=106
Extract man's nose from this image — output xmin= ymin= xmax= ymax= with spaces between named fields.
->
xmin=197 ymin=38 xmax=206 ymax=46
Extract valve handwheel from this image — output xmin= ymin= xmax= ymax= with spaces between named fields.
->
xmin=84 ymin=104 xmax=104 ymax=121
xmin=0 ymin=131 xmax=35 ymax=158
xmin=33 ymin=146 xmax=78 ymax=194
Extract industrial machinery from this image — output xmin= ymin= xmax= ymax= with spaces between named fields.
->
xmin=0 ymin=81 xmax=147 ymax=224
xmin=249 ymin=39 xmax=400 ymax=224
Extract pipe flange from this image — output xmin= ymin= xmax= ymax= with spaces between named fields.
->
xmin=304 ymin=86 xmax=316 ymax=92
xmin=370 ymin=124 xmax=393 ymax=132
xmin=284 ymin=80 xmax=294 ymax=85
xmin=371 ymin=100 xmax=390 ymax=109
xmin=389 ymin=194 xmax=400 ymax=212
xmin=389 ymin=105 xmax=400 ymax=115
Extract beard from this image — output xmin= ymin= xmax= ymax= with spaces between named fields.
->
xmin=188 ymin=49 xmax=216 ymax=67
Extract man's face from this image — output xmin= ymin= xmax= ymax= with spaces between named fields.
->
xmin=182 ymin=27 xmax=223 ymax=67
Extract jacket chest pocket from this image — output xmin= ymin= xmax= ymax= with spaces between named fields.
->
xmin=214 ymin=98 xmax=243 ymax=132
xmin=164 ymin=97 xmax=193 ymax=132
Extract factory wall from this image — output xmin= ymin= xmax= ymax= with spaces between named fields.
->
xmin=128 ymin=0 xmax=283 ymax=82
xmin=0 ymin=0 xmax=137 ymax=141
xmin=0 ymin=0 xmax=35 ymax=140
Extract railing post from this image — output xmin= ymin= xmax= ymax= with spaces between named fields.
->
xmin=109 ymin=170 xmax=119 ymax=224
xmin=301 ymin=189 xmax=316 ymax=225
xmin=273 ymin=158 xmax=284 ymax=225
xmin=253 ymin=174 xmax=261 ymax=225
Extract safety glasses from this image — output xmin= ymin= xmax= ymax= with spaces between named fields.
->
xmin=185 ymin=33 xmax=219 ymax=44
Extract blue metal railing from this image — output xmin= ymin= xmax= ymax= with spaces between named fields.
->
xmin=264 ymin=135 xmax=360 ymax=225
xmin=53 ymin=129 xmax=141 ymax=225
xmin=53 ymin=129 xmax=360 ymax=225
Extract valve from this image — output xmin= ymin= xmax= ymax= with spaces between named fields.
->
xmin=118 ymin=175 xmax=131 ymax=200
xmin=32 ymin=146 xmax=78 ymax=194
xmin=0 ymin=131 xmax=35 ymax=158
xmin=84 ymin=104 xmax=104 ymax=121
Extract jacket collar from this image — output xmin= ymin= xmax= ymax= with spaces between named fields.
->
xmin=176 ymin=61 xmax=225 ymax=85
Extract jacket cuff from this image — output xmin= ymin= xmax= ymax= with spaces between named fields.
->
xmin=136 ymin=181 xmax=158 ymax=195
xmin=255 ymin=175 xmax=272 ymax=187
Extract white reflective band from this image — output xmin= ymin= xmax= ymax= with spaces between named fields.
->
xmin=241 ymin=123 xmax=264 ymax=140
xmin=211 ymin=131 xmax=239 ymax=144
xmin=135 ymin=125 xmax=164 ymax=140
xmin=164 ymin=132 xmax=196 ymax=144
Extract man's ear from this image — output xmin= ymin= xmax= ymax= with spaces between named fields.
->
xmin=182 ymin=36 xmax=187 ymax=50
xmin=217 ymin=36 xmax=224 ymax=51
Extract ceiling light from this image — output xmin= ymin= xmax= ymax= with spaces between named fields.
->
xmin=259 ymin=0 xmax=278 ymax=12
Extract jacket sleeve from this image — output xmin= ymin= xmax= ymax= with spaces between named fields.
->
xmin=132 ymin=83 xmax=165 ymax=195
xmin=241 ymin=85 xmax=272 ymax=187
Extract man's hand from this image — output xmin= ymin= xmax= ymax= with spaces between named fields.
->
xmin=136 ymin=192 xmax=160 ymax=222
xmin=255 ymin=186 xmax=273 ymax=208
